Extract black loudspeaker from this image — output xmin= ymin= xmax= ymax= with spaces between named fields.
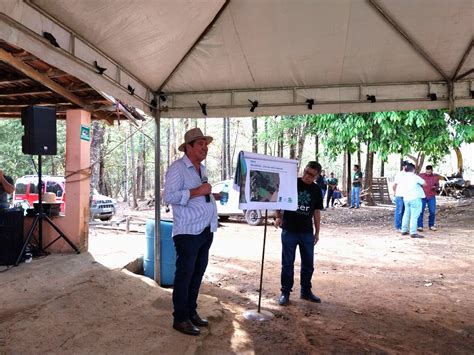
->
xmin=21 ymin=106 xmax=57 ymax=155
xmin=0 ymin=208 xmax=24 ymax=265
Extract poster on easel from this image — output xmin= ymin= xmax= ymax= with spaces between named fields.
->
xmin=233 ymin=151 xmax=298 ymax=211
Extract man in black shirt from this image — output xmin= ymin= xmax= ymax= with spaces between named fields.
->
xmin=350 ymin=165 xmax=363 ymax=209
xmin=0 ymin=170 xmax=14 ymax=210
xmin=275 ymin=161 xmax=324 ymax=306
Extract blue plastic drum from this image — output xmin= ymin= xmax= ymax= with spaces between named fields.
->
xmin=144 ymin=219 xmax=176 ymax=286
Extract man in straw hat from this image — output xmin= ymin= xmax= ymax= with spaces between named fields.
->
xmin=163 ymin=127 xmax=220 ymax=336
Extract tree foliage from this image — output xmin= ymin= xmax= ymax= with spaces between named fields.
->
xmin=0 ymin=120 xmax=66 ymax=179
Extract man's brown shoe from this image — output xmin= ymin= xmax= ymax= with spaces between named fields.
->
xmin=173 ymin=320 xmax=200 ymax=336
xmin=190 ymin=313 xmax=209 ymax=327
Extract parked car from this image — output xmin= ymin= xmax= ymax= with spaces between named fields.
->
xmin=13 ymin=175 xmax=66 ymax=212
xmin=90 ymin=189 xmax=117 ymax=221
xmin=212 ymin=180 xmax=275 ymax=226
xmin=13 ymin=175 xmax=116 ymax=220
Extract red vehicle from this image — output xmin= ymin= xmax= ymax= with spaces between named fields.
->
xmin=13 ymin=175 xmax=66 ymax=212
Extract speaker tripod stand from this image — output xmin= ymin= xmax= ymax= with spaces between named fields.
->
xmin=15 ymin=155 xmax=80 ymax=266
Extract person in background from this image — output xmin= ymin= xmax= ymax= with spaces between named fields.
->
xmin=326 ymin=172 xmax=338 ymax=208
xmin=417 ymin=165 xmax=439 ymax=232
xmin=399 ymin=163 xmax=426 ymax=238
xmin=350 ymin=165 xmax=363 ymax=208
xmin=163 ymin=128 xmax=221 ymax=336
xmin=392 ymin=161 xmax=409 ymax=232
xmin=316 ymin=170 xmax=327 ymax=209
xmin=275 ymin=161 xmax=324 ymax=306
xmin=0 ymin=169 xmax=15 ymax=210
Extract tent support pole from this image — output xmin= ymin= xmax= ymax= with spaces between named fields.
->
xmin=153 ymin=97 xmax=162 ymax=285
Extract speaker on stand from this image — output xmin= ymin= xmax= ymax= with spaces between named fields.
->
xmin=21 ymin=106 xmax=57 ymax=156
xmin=15 ymin=106 xmax=80 ymax=266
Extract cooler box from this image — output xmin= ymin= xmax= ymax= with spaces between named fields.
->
xmin=144 ymin=219 xmax=176 ymax=286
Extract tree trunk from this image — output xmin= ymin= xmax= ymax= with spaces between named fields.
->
xmin=357 ymin=144 xmax=361 ymax=168
xmin=123 ymin=128 xmax=129 ymax=203
xmin=50 ymin=156 xmax=56 ymax=176
xmin=170 ymin=120 xmax=177 ymax=163
xmin=264 ymin=117 xmax=268 ymax=155
xmin=99 ymin=158 xmax=109 ymax=196
xmin=364 ymin=145 xmax=375 ymax=206
xmin=252 ymin=117 xmax=258 ymax=153
xmin=137 ymin=131 xmax=146 ymax=200
xmin=277 ymin=117 xmax=284 ymax=158
xmin=418 ymin=154 xmax=425 ymax=174
xmin=342 ymin=152 xmax=347 ymax=194
xmin=129 ymin=124 xmax=138 ymax=208
xmin=90 ymin=121 xmax=103 ymax=192
xmin=454 ymin=147 xmax=463 ymax=175
xmin=380 ymin=159 xmax=385 ymax=177
xmin=296 ymin=121 xmax=309 ymax=168
xmin=315 ymin=136 xmax=319 ymax=160
xmin=287 ymin=117 xmax=296 ymax=159
xmin=183 ymin=118 xmax=190 ymax=132
xmin=408 ymin=153 xmax=425 ymax=173
xmin=231 ymin=120 xmax=240 ymax=172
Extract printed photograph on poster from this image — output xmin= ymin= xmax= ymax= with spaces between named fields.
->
xmin=249 ymin=171 xmax=279 ymax=202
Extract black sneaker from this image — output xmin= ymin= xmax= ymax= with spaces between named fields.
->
xmin=410 ymin=233 xmax=424 ymax=238
xmin=279 ymin=293 xmax=290 ymax=306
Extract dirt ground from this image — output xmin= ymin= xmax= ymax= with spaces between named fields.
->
xmin=1 ymin=197 xmax=473 ymax=354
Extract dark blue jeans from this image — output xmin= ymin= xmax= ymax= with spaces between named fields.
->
xmin=172 ymin=227 xmax=213 ymax=322
xmin=281 ymin=229 xmax=314 ymax=295
xmin=394 ymin=196 xmax=405 ymax=230
xmin=417 ymin=196 xmax=436 ymax=228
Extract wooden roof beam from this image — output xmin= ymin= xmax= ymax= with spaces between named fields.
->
xmin=0 ymin=87 xmax=53 ymax=97
xmin=0 ymin=47 xmax=114 ymax=124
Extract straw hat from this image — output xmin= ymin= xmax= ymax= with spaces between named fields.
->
xmin=178 ymin=128 xmax=213 ymax=152
xmin=43 ymin=192 xmax=57 ymax=203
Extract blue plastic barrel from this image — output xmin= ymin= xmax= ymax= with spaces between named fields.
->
xmin=144 ymin=219 xmax=176 ymax=286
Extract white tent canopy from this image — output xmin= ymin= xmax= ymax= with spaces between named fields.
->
xmin=1 ymin=0 xmax=473 ymax=117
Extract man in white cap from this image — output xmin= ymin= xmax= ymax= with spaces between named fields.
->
xmin=163 ymin=127 xmax=220 ymax=336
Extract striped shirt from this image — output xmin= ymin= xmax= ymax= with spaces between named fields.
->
xmin=163 ymin=154 xmax=218 ymax=236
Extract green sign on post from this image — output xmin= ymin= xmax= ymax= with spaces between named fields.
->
xmin=80 ymin=124 xmax=90 ymax=141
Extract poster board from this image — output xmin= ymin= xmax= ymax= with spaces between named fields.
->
xmin=234 ymin=151 xmax=298 ymax=211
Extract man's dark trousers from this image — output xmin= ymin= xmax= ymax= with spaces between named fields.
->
xmin=281 ymin=229 xmax=314 ymax=295
xmin=172 ymin=227 xmax=213 ymax=322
